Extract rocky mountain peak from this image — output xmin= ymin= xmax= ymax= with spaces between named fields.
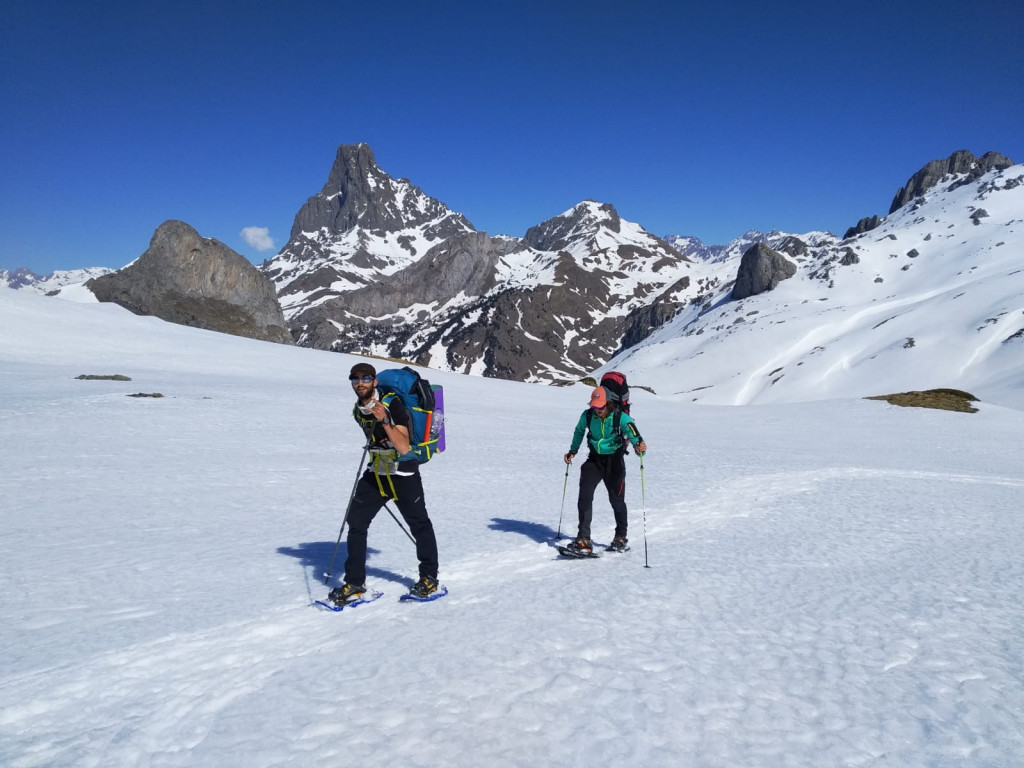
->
xmin=889 ymin=149 xmax=1015 ymax=213
xmin=288 ymin=143 xmax=474 ymax=240
xmin=522 ymin=200 xmax=622 ymax=252
xmin=265 ymin=144 xmax=477 ymax=313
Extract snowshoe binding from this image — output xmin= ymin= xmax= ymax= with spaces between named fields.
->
xmin=400 ymin=575 xmax=448 ymax=602
xmin=605 ymin=536 xmax=630 ymax=553
xmin=315 ymin=582 xmax=383 ymax=612
xmin=557 ymin=538 xmax=601 ymax=559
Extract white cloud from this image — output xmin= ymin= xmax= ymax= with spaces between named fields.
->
xmin=240 ymin=226 xmax=275 ymax=251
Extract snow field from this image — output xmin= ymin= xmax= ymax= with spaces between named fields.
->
xmin=2 ymin=289 xmax=1024 ymax=766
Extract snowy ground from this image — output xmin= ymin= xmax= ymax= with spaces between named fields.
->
xmin=2 ymin=288 xmax=1023 ymax=767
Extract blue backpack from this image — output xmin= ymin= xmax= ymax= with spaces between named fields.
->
xmin=375 ymin=366 xmax=445 ymax=462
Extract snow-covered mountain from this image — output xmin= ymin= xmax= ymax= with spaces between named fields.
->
xmin=283 ymin=198 xmax=700 ymax=381
xmin=6 ymin=147 xmax=1021 ymax=404
xmin=260 ymin=144 xmax=1021 ymax=391
xmin=0 ymin=266 xmax=113 ymax=294
xmin=263 ymin=143 xmax=475 ymax=316
xmin=262 ymin=146 xmax=709 ymax=381
xmin=612 ymin=162 xmax=1024 ymax=409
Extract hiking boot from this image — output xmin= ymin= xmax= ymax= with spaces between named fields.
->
xmin=567 ymin=537 xmax=592 ymax=555
xmin=409 ymin=575 xmax=439 ymax=599
xmin=328 ymin=582 xmax=366 ymax=605
xmin=608 ymin=536 xmax=629 ymax=552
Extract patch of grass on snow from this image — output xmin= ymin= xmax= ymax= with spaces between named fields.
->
xmin=866 ymin=388 xmax=979 ymax=413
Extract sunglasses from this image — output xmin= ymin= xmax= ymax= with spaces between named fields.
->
xmin=349 ymin=375 xmax=374 ymax=383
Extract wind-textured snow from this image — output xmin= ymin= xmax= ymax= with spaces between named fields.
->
xmin=2 ymin=287 xmax=1023 ymax=767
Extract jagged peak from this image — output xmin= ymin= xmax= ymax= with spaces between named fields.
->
xmin=889 ymin=149 xmax=1015 ymax=214
xmin=285 ymin=143 xmax=474 ymax=242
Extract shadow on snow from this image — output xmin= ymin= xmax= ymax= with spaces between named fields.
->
xmin=277 ymin=541 xmax=415 ymax=589
xmin=488 ymin=517 xmax=562 ymax=544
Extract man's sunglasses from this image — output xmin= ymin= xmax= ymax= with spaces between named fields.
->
xmin=349 ymin=375 xmax=374 ymax=383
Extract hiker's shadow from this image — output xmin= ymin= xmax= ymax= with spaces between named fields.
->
xmin=489 ymin=517 xmax=560 ymax=544
xmin=277 ymin=541 xmax=414 ymax=590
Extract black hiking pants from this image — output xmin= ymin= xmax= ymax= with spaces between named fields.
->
xmin=344 ymin=469 xmax=439 ymax=586
xmin=576 ymin=450 xmax=628 ymax=541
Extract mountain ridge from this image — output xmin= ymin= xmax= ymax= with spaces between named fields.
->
xmin=6 ymin=147 xmax=1020 ymax=403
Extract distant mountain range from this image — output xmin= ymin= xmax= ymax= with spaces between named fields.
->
xmin=260 ymin=144 xmax=1018 ymax=384
xmin=5 ymin=146 xmax=1020 ymax=401
xmin=1 ymin=266 xmax=113 ymax=294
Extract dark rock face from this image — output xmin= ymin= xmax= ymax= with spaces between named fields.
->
xmin=732 ymin=244 xmax=797 ymax=300
xmin=87 ymin=220 xmax=292 ymax=344
xmin=618 ymin=283 xmax=690 ymax=352
xmin=889 ymin=150 xmax=1014 ymax=213
xmin=844 ymin=215 xmax=882 ymax=239
xmin=839 ymin=248 xmax=860 ymax=266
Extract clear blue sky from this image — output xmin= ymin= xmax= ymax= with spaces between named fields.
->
xmin=2 ymin=0 xmax=1022 ymax=274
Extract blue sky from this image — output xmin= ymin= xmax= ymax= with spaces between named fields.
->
xmin=2 ymin=0 xmax=1022 ymax=274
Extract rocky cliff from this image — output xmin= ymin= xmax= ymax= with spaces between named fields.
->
xmin=88 ymin=220 xmax=292 ymax=344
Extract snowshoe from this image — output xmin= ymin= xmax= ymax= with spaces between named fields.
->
xmin=314 ymin=585 xmax=383 ymax=612
xmin=400 ymin=576 xmax=448 ymax=602
xmin=557 ymin=538 xmax=601 ymax=559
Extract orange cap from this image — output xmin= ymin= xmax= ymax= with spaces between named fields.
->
xmin=589 ymin=387 xmax=608 ymax=409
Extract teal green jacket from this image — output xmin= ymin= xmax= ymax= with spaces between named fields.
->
xmin=569 ymin=409 xmax=642 ymax=456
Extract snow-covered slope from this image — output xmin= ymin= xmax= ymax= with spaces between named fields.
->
xmin=612 ymin=164 xmax=1024 ymax=410
xmin=2 ymin=288 xmax=1024 ymax=766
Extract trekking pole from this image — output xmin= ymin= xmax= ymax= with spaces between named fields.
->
xmin=555 ymin=457 xmax=571 ymax=540
xmin=323 ymin=445 xmax=370 ymax=585
xmin=640 ymin=453 xmax=650 ymax=568
xmin=383 ymin=502 xmax=417 ymax=544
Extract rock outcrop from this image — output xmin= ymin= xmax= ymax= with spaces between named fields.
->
xmin=732 ymin=243 xmax=797 ymax=300
xmin=889 ymin=150 xmax=1014 ymax=213
xmin=843 ymin=215 xmax=882 ymax=239
xmin=88 ymin=220 xmax=292 ymax=344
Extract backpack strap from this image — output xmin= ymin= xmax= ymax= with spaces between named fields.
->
xmin=585 ymin=408 xmax=628 ymax=453
xmin=613 ymin=409 xmax=629 ymax=454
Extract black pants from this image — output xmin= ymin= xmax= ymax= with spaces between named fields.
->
xmin=344 ymin=470 xmax=439 ymax=586
xmin=576 ymin=451 xmax=628 ymax=541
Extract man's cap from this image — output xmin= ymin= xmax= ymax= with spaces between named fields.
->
xmin=350 ymin=362 xmax=376 ymax=378
xmin=589 ymin=386 xmax=609 ymax=409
